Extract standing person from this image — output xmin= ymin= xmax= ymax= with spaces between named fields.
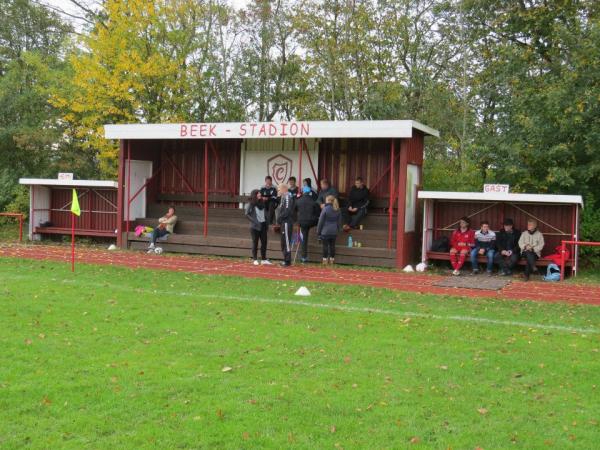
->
xmin=317 ymin=195 xmax=342 ymax=265
xmin=316 ymin=179 xmax=339 ymax=209
xmin=449 ymin=216 xmax=475 ymax=275
xmin=260 ymin=176 xmax=278 ymax=225
xmin=245 ymin=189 xmax=272 ymax=266
xmin=302 ymin=178 xmax=318 ymax=201
xmin=519 ymin=218 xmax=545 ymax=281
xmin=276 ymin=183 xmax=295 ymax=267
xmin=288 ymin=177 xmax=299 ymax=197
xmin=494 ymin=218 xmax=521 ymax=276
xmin=470 ymin=221 xmax=496 ymax=275
xmin=147 ymin=206 xmax=177 ymax=253
xmin=295 ymin=186 xmax=321 ymax=263
xmin=343 ymin=177 xmax=370 ymax=231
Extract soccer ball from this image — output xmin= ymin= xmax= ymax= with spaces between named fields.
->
xmin=154 ymin=247 xmax=163 ymax=255
xmin=108 ymin=244 xmax=117 ymax=251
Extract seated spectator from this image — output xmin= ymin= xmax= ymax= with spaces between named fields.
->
xmin=316 ymin=178 xmax=339 ymax=209
xmin=519 ymin=218 xmax=545 ymax=281
xmin=470 ymin=220 xmax=496 ymax=275
xmin=260 ymin=176 xmax=278 ymax=225
xmin=343 ymin=177 xmax=370 ymax=232
xmin=494 ymin=218 xmax=521 ymax=276
xmin=288 ymin=177 xmax=299 ymax=197
xmin=449 ymin=216 xmax=475 ymax=276
xmin=147 ymin=206 xmax=177 ymax=253
xmin=302 ymin=178 xmax=318 ymax=201
xmin=295 ymin=186 xmax=321 ymax=263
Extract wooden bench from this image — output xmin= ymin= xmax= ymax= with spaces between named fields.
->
xmin=35 ymin=226 xmax=116 ymax=238
xmin=426 ymin=251 xmax=572 ymax=267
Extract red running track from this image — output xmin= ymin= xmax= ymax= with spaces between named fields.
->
xmin=1 ymin=244 xmax=599 ymax=306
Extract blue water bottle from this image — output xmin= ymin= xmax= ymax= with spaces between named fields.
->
xmin=347 ymin=235 xmax=353 ymax=248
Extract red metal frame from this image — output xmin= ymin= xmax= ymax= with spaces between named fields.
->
xmin=0 ymin=213 xmax=24 ymax=242
xmin=387 ymin=139 xmax=395 ymax=249
xmin=560 ymin=240 xmax=599 ymax=280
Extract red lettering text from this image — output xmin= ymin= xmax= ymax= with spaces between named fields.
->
xmin=258 ymin=124 xmax=267 ymax=136
xmin=180 ymin=124 xmax=188 ymax=137
xmin=239 ymin=124 xmax=247 ymax=136
xmin=301 ymin=122 xmax=310 ymax=136
xmin=289 ymin=122 xmax=298 ymax=136
xmin=280 ymin=123 xmax=288 ymax=136
xmin=209 ymin=124 xmax=217 ymax=136
xmin=269 ymin=123 xmax=277 ymax=136
xmin=250 ymin=123 xmax=257 ymax=136
xmin=190 ymin=124 xmax=199 ymax=136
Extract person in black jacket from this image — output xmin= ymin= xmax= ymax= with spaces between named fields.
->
xmin=288 ymin=176 xmax=299 ymax=197
xmin=316 ymin=179 xmax=339 ymax=209
xmin=260 ymin=176 xmax=278 ymax=225
xmin=343 ymin=177 xmax=370 ymax=231
xmin=317 ymin=195 xmax=342 ymax=264
xmin=245 ymin=189 xmax=272 ymax=266
xmin=494 ymin=218 xmax=521 ymax=276
xmin=276 ymin=184 xmax=295 ymax=267
xmin=302 ymin=178 xmax=318 ymax=201
xmin=295 ymin=186 xmax=321 ymax=263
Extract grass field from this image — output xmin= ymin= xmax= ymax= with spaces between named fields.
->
xmin=1 ymin=257 xmax=599 ymax=449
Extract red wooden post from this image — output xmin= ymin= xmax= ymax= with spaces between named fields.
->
xmin=19 ymin=214 xmax=23 ymax=242
xmin=126 ymin=140 xmax=131 ymax=247
xmin=298 ymin=138 xmax=303 ymax=187
xmin=203 ymin=140 xmax=209 ymax=237
xmin=116 ymin=140 xmax=125 ymax=247
xmin=396 ymin=142 xmax=408 ymax=268
xmin=387 ymin=139 xmax=395 ymax=249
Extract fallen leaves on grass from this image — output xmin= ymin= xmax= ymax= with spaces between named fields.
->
xmin=410 ymin=436 xmax=420 ymax=444
xmin=477 ymin=408 xmax=488 ymax=415
xmin=41 ymin=396 xmax=51 ymax=406
xmin=222 ymin=366 xmax=233 ymax=373
xmin=330 ymin=425 xmax=336 ymax=433
xmin=216 ymin=409 xmax=224 ymax=419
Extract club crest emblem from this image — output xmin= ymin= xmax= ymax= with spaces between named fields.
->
xmin=267 ymin=154 xmax=293 ymax=185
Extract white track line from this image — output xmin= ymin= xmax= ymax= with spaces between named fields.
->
xmin=2 ymin=272 xmax=598 ymax=335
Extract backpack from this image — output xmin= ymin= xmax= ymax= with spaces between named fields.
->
xmin=431 ymin=235 xmax=450 ymax=252
xmin=543 ymin=263 xmax=561 ymax=282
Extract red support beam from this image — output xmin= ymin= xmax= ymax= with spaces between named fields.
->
xmin=299 ymin=138 xmax=303 ymax=185
xmin=116 ymin=140 xmax=125 ymax=247
xmin=396 ymin=141 xmax=408 ymax=268
xmin=204 ymin=141 xmax=209 ymax=237
xmin=301 ymin=139 xmax=319 ymax=182
xmin=126 ymin=140 xmax=131 ymax=247
xmin=387 ymin=139 xmax=395 ymax=249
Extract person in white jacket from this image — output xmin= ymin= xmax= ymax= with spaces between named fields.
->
xmin=518 ymin=218 xmax=545 ymax=281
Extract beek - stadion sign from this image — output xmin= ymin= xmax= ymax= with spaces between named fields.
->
xmin=180 ymin=121 xmax=311 ymax=138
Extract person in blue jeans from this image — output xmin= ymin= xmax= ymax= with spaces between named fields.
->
xmin=471 ymin=220 xmax=496 ymax=275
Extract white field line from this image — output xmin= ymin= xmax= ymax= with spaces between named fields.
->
xmin=2 ymin=272 xmax=599 ymax=335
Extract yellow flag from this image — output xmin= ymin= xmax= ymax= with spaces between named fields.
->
xmin=71 ymin=189 xmax=81 ymax=216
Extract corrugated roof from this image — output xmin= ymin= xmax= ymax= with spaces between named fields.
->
xmin=418 ymin=191 xmax=583 ymax=206
xmin=104 ymin=120 xmax=439 ymax=140
xmin=19 ymin=178 xmax=118 ymax=188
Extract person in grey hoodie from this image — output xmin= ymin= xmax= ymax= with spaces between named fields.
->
xmin=518 ymin=218 xmax=545 ymax=281
xmin=245 ymin=189 xmax=272 ymax=266
xmin=317 ymin=195 xmax=342 ymax=264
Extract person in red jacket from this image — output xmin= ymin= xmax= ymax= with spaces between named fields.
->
xmin=449 ymin=216 xmax=475 ymax=275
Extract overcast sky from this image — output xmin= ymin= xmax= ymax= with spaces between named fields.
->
xmin=42 ymin=0 xmax=250 ymax=29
